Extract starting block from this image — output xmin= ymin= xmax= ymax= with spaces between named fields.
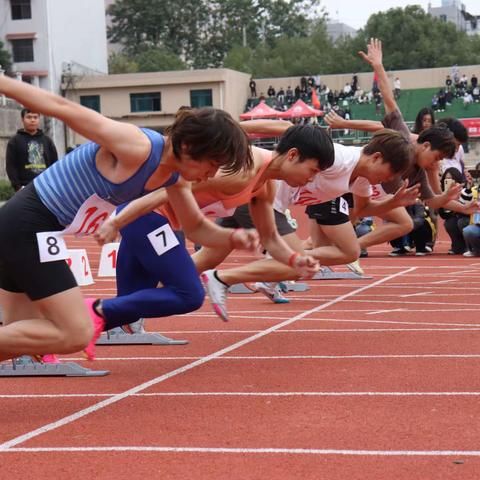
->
xmin=97 ymin=326 xmax=188 ymax=345
xmin=229 ymin=281 xmax=310 ymax=294
xmin=66 ymin=249 xmax=94 ymax=285
xmin=0 ymin=356 xmax=110 ymax=377
xmin=313 ymin=266 xmax=372 ymax=280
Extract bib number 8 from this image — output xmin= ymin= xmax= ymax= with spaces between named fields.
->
xmin=37 ymin=232 xmax=68 ymax=263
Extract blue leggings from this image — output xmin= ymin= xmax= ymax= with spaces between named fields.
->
xmin=101 ymin=211 xmax=205 ymax=330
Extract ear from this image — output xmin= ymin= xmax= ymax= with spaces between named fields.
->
xmin=372 ymin=151 xmax=384 ymax=163
xmin=287 ymin=147 xmax=300 ymax=162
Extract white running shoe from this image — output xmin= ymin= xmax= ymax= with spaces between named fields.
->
xmin=201 ymin=270 xmax=229 ymax=321
xmin=121 ymin=318 xmax=146 ymax=334
xmin=254 ymin=282 xmax=290 ymax=304
xmin=346 ymin=259 xmax=364 ymax=276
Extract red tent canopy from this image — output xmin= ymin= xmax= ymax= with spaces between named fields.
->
xmin=239 ymin=101 xmax=281 ymax=120
xmin=278 ymin=99 xmax=323 ymax=119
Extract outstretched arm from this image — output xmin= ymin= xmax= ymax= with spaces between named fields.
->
xmin=358 ymin=38 xmax=398 ymax=115
xmin=94 ymin=188 xmax=170 ymax=245
xmin=240 ymin=119 xmax=293 ymax=135
xmin=167 ymin=181 xmax=259 ymax=251
xmin=324 ymin=110 xmax=384 ymax=132
xmin=0 ymin=75 xmax=149 ymax=165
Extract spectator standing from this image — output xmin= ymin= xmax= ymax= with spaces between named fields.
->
xmin=471 ymin=74 xmax=478 ymax=90
xmin=445 ymin=75 xmax=452 ymax=88
xmin=249 ymin=78 xmax=257 ymax=97
xmin=394 ymin=77 xmax=401 ymax=99
xmin=460 ymin=74 xmax=468 ymax=88
xmin=277 ymin=87 xmax=285 ymax=104
xmin=267 ymin=85 xmax=276 ymax=98
xmin=286 ymin=86 xmax=294 ymax=104
xmin=6 ymin=108 xmax=58 ymax=192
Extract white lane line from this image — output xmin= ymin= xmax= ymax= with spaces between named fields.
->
xmin=301 ymin=318 xmax=480 ymax=328
xmin=47 ymin=353 xmax=480 ymax=363
xmin=432 ymin=279 xmax=457 ymax=285
xmin=2 ymin=446 xmax=480 ymax=456
xmin=5 ymin=391 xmax=480 ymax=399
xmin=0 ymin=267 xmax=416 ymax=450
xmin=367 ymin=309 xmax=407 ymax=315
xmin=88 ymin=327 xmax=480 ymax=335
xmin=400 ymin=292 xmax=434 ymax=298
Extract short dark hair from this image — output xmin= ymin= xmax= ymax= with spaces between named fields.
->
xmin=21 ymin=108 xmax=38 ymax=118
xmin=363 ymin=129 xmax=413 ymax=174
xmin=166 ymin=107 xmax=253 ymax=175
xmin=418 ymin=123 xmax=456 ymax=158
xmin=436 ymin=117 xmax=468 ymax=144
xmin=275 ymin=125 xmax=334 ymax=170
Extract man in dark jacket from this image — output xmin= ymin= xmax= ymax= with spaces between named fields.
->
xmin=6 ymin=108 xmax=58 ymax=191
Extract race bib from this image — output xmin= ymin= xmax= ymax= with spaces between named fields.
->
xmin=147 ymin=223 xmax=180 ymax=256
xmin=37 ymin=232 xmax=68 ymax=263
xmin=63 ymin=194 xmax=116 ymax=236
xmin=339 ymin=197 xmax=349 ymax=215
xmin=38 ymin=194 xmax=116 ymax=263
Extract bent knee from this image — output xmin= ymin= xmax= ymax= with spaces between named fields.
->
xmin=183 ymin=285 xmax=205 ymax=312
xmin=56 ymin=319 xmax=94 ymax=353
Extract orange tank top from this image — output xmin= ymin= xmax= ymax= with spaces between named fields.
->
xmin=158 ymin=148 xmax=273 ymax=230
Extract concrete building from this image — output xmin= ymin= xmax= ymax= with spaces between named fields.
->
xmin=428 ymin=0 xmax=480 ymax=35
xmin=0 ymin=0 xmax=109 ymax=153
xmin=63 ymin=68 xmax=251 ymax=146
xmin=326 ymin=22 xmax=357 ymax=42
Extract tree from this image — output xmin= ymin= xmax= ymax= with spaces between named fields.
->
xmin=0 ymin=41 xmax=12 ymax=74
xmin=108 ymin=52 xmax=139 ymax=74
xmin=135 ymin=48 xmax=186 ymax=72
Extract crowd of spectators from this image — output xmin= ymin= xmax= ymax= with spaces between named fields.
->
xmin=245 ymin=74 xmax=386 ymax=122
xmin=432 ymin=73 xmax=479 ymax=112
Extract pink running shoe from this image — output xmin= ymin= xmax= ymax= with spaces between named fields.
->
xmin=42 ymin=354 xmax=60 ymax=364
xmin=83 ymin=298 xmax=105 ymax=361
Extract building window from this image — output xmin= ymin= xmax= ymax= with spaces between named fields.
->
xmin=190 ymin=89 xmax=213 ymax=108
xmin=80 ymin=95 xmax=101 ymax=113
xmin=11 ymin=38 xmax=34 ymax=62
xmin=440 ymin=14 xmax=447 ymax=22
xmin=130 ymin=92 xmax=161 ymax=112
xmin=10 ymin=0 xmax=31 ymax=20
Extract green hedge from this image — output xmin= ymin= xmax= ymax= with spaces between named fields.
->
xmin=0 ymin=179 xmax=15 ymax=201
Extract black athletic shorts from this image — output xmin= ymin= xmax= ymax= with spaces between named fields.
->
xmin=0 ymin=183 xmax=77 ymax=300
xmin=218 ymin=203 xmax=295 ymax=236
xmin=305 ymin=195 xmax=351 ymax=226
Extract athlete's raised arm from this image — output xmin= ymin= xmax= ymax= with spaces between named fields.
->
xmin=0 ymin=75 xmax=150 ymax=165
xmin=358 ymin=38 xmax=398 ymax=115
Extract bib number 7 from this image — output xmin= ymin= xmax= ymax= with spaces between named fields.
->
xmin=147 ymin=223 xmax=179 ymax=256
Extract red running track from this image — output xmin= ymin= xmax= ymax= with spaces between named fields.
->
xmin=1 ymin=229 xmax=480 ymax=479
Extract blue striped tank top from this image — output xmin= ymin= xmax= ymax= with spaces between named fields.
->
xmin=34 ymin=128 xmax=179 ymax=226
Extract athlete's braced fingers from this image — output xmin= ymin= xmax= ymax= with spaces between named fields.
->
xmin=463 ymin=200 xmax=480 ymax=215
xmin=230 ymin=228 xmax=260 ymax=252
xmin=392 ymin=181 xmax=420 ymax=208
xmin=293 ymin=254 xmax=320 ymax=279
xmin=94 ymin=218 xmax=120 ymax=246
xmin=443 ymin=182 xmax=463 ymax=203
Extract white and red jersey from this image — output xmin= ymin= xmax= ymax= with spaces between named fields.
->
xmin=273 ymin=143 xmax=372 ymax=213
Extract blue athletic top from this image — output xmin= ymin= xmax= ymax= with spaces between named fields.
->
xmin=34 ymin=128 xmax=179 ymax=226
